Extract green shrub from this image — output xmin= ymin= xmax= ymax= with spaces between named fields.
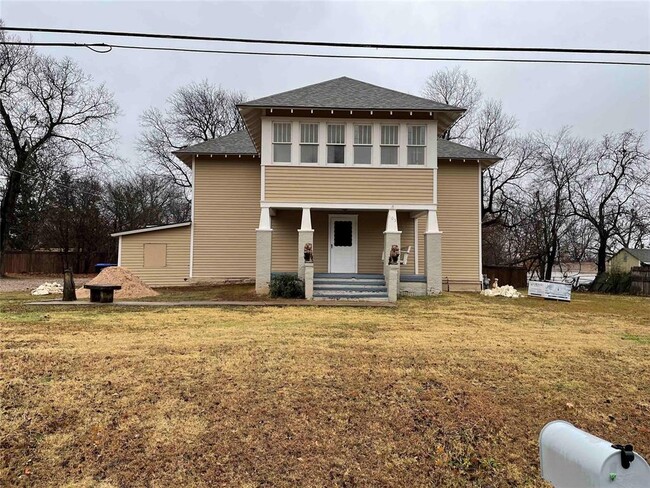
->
xmin=269 ymin=273 xmax=305 ymax=299
xmin=590 ymin=272 xmax=631 ymax=294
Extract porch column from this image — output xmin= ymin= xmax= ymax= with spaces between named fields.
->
xmin=297 ymin=207 xmax=314 ymax=282
xmin=256 ymin=207 xmax=273 ymax=295
xmin=425 ymin=210 xmax=443 ymax=295
xmin=383 ymin=209 xmax=402 ymax=280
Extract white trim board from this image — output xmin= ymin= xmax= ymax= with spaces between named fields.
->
xmin=190 ymin=156 xmax=196 ymax=278
xmin=111 ymin=222 xmax=191 ymax=237
xmin=261 ymin=202 xmax=437 ymax=211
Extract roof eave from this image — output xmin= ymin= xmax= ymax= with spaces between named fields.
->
xmin=111 ymin=221 xmax=192 ymax=238
xmin=237 ymin=103 xmax=465 ymax=113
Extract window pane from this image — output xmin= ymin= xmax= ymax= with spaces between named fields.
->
xmin=381 ymin=125 xmax=399 ymax=145
xmin=408 ymin=126 xmax=426 ymax=145
xmin=273 ymin=144 xmax=291 ymax=162
xmin=327 ymin=124 xmax=345 ymax=144
xmin=334 ymin=221 xmax=353 ymax=247
xmin=328 ymin=145 xmax=345 ymax=164
xmin=354 ymin=146 xmax=371 ymax=164
xmin=300 ymin=144 xmax=318 ymax=163
xmin=301 ymin=123 xmax=319 ymax=143
xmin=354 ymin=125 xmax=372 ymax=145
xmin=407 ymin=146 xmax=425 ymax=165
xmin=273 ymin=123 xmax=291 ymax=143
xmin=381 ymin=146 xmax=398 ymax=165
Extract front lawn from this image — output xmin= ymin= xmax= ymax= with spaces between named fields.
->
xmin=1 ymin=291 xmax=648 ymax=486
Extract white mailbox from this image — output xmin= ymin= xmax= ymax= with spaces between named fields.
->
xmin=539 ymin=420 xmax=650 ymax=487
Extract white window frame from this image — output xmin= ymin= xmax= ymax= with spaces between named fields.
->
xmin=407 ymin=125 xmax=427 ymax=165
xmin=272 ymin=122 xmax=292 ymax=163
xmin=353 ymin=124 xmax=372 ymax=165
xmin=380 ymin=124 xmax=400 ymax=165
xmin=300 ymin=122 xmax=319 ymax=163
xmin=326 ymin=123 xmax=346 ymax=164
xmin=261 ymin=118 xmax=436 ymax=168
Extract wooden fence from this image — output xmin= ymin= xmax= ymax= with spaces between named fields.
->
xmin=4 ymin=251 xmax=112 ymax=274
xmin=630 ymin=266 xmax=650 ymax=296
xmin=483 ymin=265 xmax=528 ymax=289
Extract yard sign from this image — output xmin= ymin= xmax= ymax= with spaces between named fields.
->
xmin=527 ymin=281 xmax=572 ymax=302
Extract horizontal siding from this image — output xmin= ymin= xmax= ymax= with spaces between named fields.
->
xmin=398 ymin=213 xmax=416 ymax=275
xmin=265 ymin=166 xmax=434 ymax=204
xmin=193 ymin=159 xmax=260 ymax=280
xmin=436 ymin=161 xmax=481 ymax=291
xmin=120 ymin=226 xmax=190 ymax=287
xmin=609 ymin=251 xmax=638 ymax=273
xmin=271 ymin=210 xmax=300 ymax=272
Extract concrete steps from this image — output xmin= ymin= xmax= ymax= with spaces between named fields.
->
xmin=313 ymin=273 xmax=388 ymax=301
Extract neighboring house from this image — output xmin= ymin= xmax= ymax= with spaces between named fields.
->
xmin=112 ymin=77 xmax=499 ymax=298
xmin=609 ymin=248 xmax=650 ymax=273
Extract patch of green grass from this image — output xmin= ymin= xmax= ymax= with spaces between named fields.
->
xmin=622 ymin=333 xmax=650 ymax=344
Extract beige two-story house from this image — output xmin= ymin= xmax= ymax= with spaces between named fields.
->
xmin=113 ymin=77 xmax=499 ymax=299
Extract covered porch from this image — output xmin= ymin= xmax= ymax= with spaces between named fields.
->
xmin=255 ymin=206 xmax=442 ymax=300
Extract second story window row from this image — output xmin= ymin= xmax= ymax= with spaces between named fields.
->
xmin=271 ymin=121 xmax=430 ymax=166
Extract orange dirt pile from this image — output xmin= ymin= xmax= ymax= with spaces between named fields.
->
xmin=76 ymin=266 xmax=158 ymax=300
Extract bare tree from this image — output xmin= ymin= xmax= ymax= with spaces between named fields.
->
xmin=422 ymin=67 xmax=481 ymax=142
xmin=568 ymin=130 xmax=650 ymax=275
xmin=533 ymin=128 xmax=591 ymax=279
xmin=104 ymin=171 xmax=191 ymax=232
xmin=0 ymin=29 xmax=118 ymax=274
xmin=139 ymin=80 xmax=246 ymax=190
xmin=473 ymin=100 xmax=537 ymax=225
xmin=615 ymin=205 xmax=650 ymax=250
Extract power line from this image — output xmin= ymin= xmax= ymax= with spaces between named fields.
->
xmin=3 ymin=26 xmax=650 ymax=56
xmin=3 ymin=41 xmax=649 ymax=67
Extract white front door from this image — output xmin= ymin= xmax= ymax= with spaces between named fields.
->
xmin=329 ymin=215 xmax=358 ymax=273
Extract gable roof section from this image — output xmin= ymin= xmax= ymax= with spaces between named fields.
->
xmin=174 ymin=130 xmax=500 ymax=163
xmin=437 ymin=139 xmax=500 ymax=162
xmin=623 ymin=248 xmax=650 ymax=264
xmin=239 ymin=77 xmax=463 ymax=112
xmin=173 ymin=130 xmax=257 ymax=160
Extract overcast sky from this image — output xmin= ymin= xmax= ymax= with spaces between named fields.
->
xmin=2 ymin=0 xmax=649 ymax=163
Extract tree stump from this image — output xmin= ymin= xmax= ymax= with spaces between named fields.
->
xmin=63 ymin=268 xmax=77 ymax=301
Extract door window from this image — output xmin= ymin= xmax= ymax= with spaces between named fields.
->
xmin=333 ymin=220 xmax=353 ymax=247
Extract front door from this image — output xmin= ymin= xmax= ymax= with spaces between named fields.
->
xmin=329 ymin=215 xmax=358 ymax=273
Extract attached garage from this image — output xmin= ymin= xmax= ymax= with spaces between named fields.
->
xmin=113 ymin=222 xmax=191 ymax=287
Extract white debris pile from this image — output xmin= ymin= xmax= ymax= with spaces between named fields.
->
xmin=480 ymin=285 xmax=522 ymax=298
xmin=31 ymin=282 xmax=64 ymax=296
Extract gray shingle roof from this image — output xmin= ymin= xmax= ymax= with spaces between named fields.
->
xmin=173 ymin=130 xmax=257 ymax=156
xmin=239 ymin=77 xmax=463 ymax=112
xmin=437 ymin=139 xmax=500 ymax=161
xmin=175 ymin=130 xmax=499 ymax=161
xmin=625 ymin=248 xmax=650 ymax=264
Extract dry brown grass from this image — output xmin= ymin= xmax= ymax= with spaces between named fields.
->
xmin=1 ymin=290 xmax=648 ymax=487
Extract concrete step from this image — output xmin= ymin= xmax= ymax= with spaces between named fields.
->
xmin=314 ymin=279 xmax=385 ymax=286
xmin=314 ymin=273 xmax=383 ymax=279
xmin=313 ymin=292 xmax=390 ymax=300
xmin=314 ymin=283 xmax=387 ymax=291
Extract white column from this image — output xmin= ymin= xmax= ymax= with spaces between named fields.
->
xmin=256 ymin=208 xmax=273 ymax=294
xmin=298 ymin=207 xmax=314 ymax=281
xmin=383 ymin=209 xmax=402 ymax=281
xmin=425 ymin=209 xmax=443 ymax=295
